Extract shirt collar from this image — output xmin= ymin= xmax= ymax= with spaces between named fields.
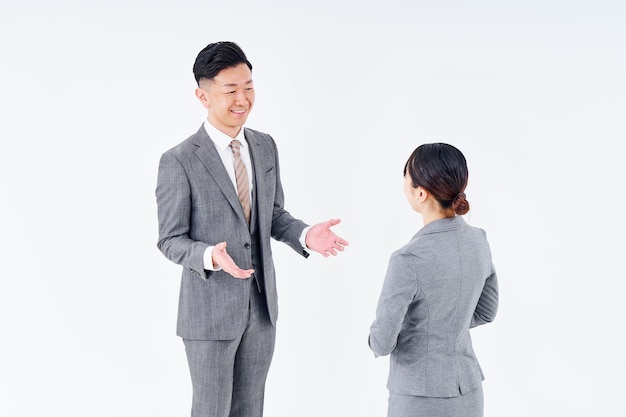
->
xmin=203 ymin=120 xmax=247 ymax=151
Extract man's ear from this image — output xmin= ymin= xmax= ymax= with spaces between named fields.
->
xmin=195 ymin=87 xmax=210 ymax=109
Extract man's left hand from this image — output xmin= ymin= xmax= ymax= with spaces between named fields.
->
xmin=305 ymin=218 xmax=349 ymax=257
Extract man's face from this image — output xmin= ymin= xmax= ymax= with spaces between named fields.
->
xmin=196 ymin=63 xmax=255 ymax=137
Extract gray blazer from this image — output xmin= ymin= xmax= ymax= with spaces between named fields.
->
xmin=369 ymin=216 xmax=498 ymax=398
xmin=156 ymin=125 xmax=308 ymax=340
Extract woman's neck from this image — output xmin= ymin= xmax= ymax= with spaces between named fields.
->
xmin=421 ymin=209 xmax=455 ymax=225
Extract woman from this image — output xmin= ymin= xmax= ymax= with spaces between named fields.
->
xmin=369 ymin=143 xmax=499 ymax=417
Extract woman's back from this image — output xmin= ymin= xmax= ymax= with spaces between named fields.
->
xmin=369 ymin=143 xmax=498 ymax=417
xmin=374 ymin=216 xmax=497 ymax=397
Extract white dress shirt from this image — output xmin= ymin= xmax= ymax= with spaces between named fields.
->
xmin=203 ymin=120 xmax=253 ymax=202
xmin=201 ymin=120 xmax=309 ymax=271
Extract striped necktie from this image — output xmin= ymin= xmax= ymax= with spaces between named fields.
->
xmin=229 ymin=139 xmax=251 ymax=225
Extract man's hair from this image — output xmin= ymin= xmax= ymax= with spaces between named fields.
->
xmin=192 ymin=41 xmax=252 ymax=85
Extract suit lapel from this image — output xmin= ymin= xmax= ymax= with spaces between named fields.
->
xmin=245 ymin=129 xmax=271 ymax=235
xmin=192 ymin=126 xmax=248 ymax=224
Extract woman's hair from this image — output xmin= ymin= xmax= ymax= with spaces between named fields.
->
xmin=403 ymin=143 xmax=470 ymax=215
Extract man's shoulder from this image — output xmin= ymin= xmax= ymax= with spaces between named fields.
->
xmin=162 ymin=125 xmax=205 ymax=157
xmin=244 ymin=127 xmax=274 ymax=143
xmin=243 ymin=126 xmax=268 ymax=136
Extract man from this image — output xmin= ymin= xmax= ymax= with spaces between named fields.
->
xmin=156 ymin=41 xmax=348 ymax=417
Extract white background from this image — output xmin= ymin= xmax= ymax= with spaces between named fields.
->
xmin=1 ymin=0 xmax=625 ymax=416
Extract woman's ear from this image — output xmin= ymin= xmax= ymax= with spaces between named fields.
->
xmin=416 ymin=186 xmax=429 ymax=203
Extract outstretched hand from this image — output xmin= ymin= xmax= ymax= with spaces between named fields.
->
xmin=212 ymin=242 xmax=254 ymax=279
xmin=305 ymin=219 xmax=349 ymax=257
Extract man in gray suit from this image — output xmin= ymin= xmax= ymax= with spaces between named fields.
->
xmin=156 ymin=41 xmax=348 ymax=417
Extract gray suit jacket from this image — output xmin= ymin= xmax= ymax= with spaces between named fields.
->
xmin=156 ymin=125 xmax=308 ymax=340
xmin=369 ymin=216 xmax=498 ymax=398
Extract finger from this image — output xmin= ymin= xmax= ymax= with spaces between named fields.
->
xmin=215 ymin=241 xmax=227 ymax=251
xmin=326 ymin=243 xmax=342 ymax=253
xmin=226 ymin=265 xmax=254 ymax=279
xmin=334 ymin=236 xmax=349 ymax=246
xmin=324 ymin=218 xmax=341 ymax=227
xmin=233 ymin=269 xmax=254 ymax=279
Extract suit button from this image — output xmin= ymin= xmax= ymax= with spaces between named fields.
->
xmin=244 ymin=243 xmax=251 ymax=249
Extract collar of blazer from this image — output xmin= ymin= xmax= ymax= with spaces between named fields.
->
xmin=192 ymin=125 xmax=248 ymax=224
xmin=243 ymin=128 xmax=275 ymax=236
xmin=416 ymin=215 xmax=467 ymax=237
xmin=190 ymin=125 xmax=274 ymax=227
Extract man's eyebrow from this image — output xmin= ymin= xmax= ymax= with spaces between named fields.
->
xmin=221 ymin=80 xmax=254 ymax=88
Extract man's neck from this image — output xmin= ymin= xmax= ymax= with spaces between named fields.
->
xmin=207 ymin=118 xmax=242 ymax=139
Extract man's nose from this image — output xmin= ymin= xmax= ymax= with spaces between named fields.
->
xmin=235 ymin=91 xmax=247 ymax=104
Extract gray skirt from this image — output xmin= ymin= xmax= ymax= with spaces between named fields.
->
xmin=388 ymin=385 xmax=484 ymax=417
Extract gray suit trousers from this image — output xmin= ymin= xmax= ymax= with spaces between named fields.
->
xmin=183 ymin=281 xmax=276 ymax=417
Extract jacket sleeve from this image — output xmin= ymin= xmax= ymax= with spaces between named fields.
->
xmin=156 ymin=151 xmax=210 ymax=279
xmin=369 ymin=252 xmax=418 ymax=357
xmin=470 ymin=266 xmax=499 ymax=328
xmin=266 ymin=135 xmax=309 ymax=257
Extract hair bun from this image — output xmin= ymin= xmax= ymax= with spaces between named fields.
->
xmin=452 ymin=192 xmax=469 ymax=215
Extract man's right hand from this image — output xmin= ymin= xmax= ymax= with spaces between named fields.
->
xmin=212 ymin=242 xmax=254 ymax=279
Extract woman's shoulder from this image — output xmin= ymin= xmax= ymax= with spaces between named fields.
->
xmin=391 ymin=233 xmax=430 ymax=260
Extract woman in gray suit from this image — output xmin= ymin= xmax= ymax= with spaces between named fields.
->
xmin=369 ymin=143 xmax=499 ymax=417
